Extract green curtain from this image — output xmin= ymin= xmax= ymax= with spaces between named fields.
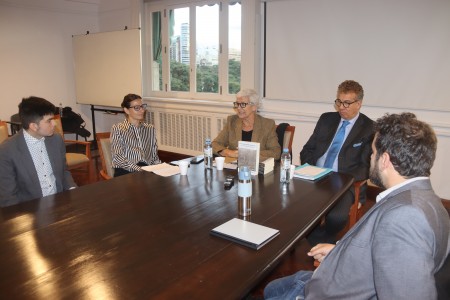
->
xmin=152 ymin=11 xmax=162 ymax=61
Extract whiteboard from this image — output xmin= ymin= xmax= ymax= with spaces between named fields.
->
xmin=265 ymin=0 xmax=450 ymax=111
xmin=73 ymin=29 xmax=142 ymax=107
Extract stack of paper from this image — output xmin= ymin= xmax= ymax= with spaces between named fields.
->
xmin=211 ymin=218 xmax=280 ymax=250
xmin=259 ymin=157 xmax=274 ymax=175
xmin=142 ymin=163 xmax=180 ymax=177
xmin=293 ymin=163 xmax=332 ymax=181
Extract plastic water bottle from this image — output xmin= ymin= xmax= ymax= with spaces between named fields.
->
xmin=280 ymin=148 xmax=291 ymax=183
xmin=238 ymin=166 xmax=252 ymax=216
xmin=59 ymin=103 xmax=63 ymax=117
xmin=204 ymin=138 xmax=213 ymax=169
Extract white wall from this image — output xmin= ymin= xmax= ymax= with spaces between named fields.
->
xmin=77 ymin=0 xmax=138 ymax=134
xmin=0 ymin=0 xmax=135 ymax=136
xmin=0 ymin=0 xmax=99 ymax=136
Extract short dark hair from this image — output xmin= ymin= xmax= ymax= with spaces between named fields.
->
xmin=374 ymin=112 xmax=437 ymax=177
xmin=337 ymin=80 xmax=364 ymax=101
xmin=19 ymin=96 xmax=56 ymax=129
xmin=121 ymin=94 xmax=142 ymax=109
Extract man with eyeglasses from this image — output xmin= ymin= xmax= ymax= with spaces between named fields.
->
xmin=111 ymin=94 xmax=161 ymax=177
xmin=212 ymin=89 xmax=281 ymax=160
xmin=300 ymin=80 xmax=374 ymax=246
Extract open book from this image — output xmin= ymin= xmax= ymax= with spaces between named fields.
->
xmin=211 ymin=218 xmax=280 ymax=250
xmin=238 ymin=141 xmax=260 ymax=175
xmin=141 ymin=163 xmax=180 ymax=177
xmin=293 ymin=163 xmax=333 ymax=181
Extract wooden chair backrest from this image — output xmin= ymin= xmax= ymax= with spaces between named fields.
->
xmin=283 ymin=125 xmax=295 ymax=154
xmin=96 ymin=132 xmax=113 ymax=179
xmin=0 ymin=121 xmax=9 ymax=143
xmin=52 ymin=114 xmax=65 ymax=139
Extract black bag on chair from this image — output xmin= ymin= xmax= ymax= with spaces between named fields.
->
xmin=60 ymin=107 xmax=91 ymax=138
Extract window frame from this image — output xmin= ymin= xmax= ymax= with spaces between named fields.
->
xmin=143 ymin=0 xmax=256 ymax=101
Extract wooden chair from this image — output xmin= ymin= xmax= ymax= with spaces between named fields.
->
xmin=53 ymin=114 xmax=92 ymax=180
xmin=96 ymin=132 xmax=113 ymax=180
xmin=313 ymin=179 xmax=369 ymax=268
xmin=283 ymin=126 xmax=295 ymax=154
xmin=9 ymin=113 xmax=21 ymax=135
xmin=348 ymin=179 xmax=369 ymax=228
xmin=0 ymin=121 xmax=9 ymax=143
xmin=277 ymin=124 xmax=296 ymax=154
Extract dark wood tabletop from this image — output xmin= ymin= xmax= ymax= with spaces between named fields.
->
xmin=0 ymin=164 xmax=353 ymax=299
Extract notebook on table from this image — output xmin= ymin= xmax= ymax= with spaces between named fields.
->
xmin=211 ymin=218 xmax=280 ymax=250
xmin=293 ymin=163 xmax=332 ymax=181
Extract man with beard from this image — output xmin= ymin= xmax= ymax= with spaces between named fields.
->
xmin=264 ymin=112 xmax=450 ymax=299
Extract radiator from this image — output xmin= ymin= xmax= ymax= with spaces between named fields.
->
xmin=147 ymin=111 xmax=227 ymax=154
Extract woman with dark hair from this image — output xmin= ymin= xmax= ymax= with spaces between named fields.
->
xmin=111 ymin=94 xmax=161 ymax=177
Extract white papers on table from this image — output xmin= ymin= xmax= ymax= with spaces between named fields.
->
xmin=211 ymin=218 xmax=280 ymax=250
xmin=142 ymin=163 xmax=180 ymax=177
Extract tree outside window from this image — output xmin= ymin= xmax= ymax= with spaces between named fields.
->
xmin=148 ymin=1 xmax=241 ymax=97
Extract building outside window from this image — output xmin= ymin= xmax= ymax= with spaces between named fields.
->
xmin=144 ymin=0 xmax=244 ymax=100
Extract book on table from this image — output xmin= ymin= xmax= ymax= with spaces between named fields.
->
xmin=238 ymin=141 xmax=260 ymax=175
xmin=211 ymin=218 xmax=280 ymax=250
xmin=259 ymin=157 xmax=274 ymax=175
xmin=293 ymin=163 xmax=333 ymax=181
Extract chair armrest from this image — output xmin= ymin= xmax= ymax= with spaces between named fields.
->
xmin=64 ymin=140 xmax=91 ymax=159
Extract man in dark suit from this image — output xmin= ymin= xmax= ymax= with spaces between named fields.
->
xmin=265 ymin=113 xmax=449 ymax=299
xmin=0 ymin=96 xmax=76 ymax=207
xmin=300 ymin=80 xmax=374 ymax=245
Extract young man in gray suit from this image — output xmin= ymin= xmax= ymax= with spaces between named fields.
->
xmin=264 ymin=113 xmax=450 ymax=299
xmin=301 ymin=80 xmax=374 ymax=245
xmin=0 ymin=96 xmax=77 ymax=207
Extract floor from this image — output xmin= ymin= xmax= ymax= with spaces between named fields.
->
xmin=69 ymin=148 xmax=378 ymax=300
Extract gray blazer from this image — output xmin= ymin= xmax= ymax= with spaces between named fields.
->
xmin=305 ymin=179 xmax=450 ymax=299
xmin=0 ymin=129 xmax=76 ymax=207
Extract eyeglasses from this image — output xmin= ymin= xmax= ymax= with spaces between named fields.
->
xmin=335 ymin=99 xmax=359 ymax=108
xmin=129 ymin=104 xmax=148 ymax=111
xmin=233 ymin=102 xmax=253 ymax=109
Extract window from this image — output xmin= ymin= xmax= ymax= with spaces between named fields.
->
xmin=170 ymin=7 xmax=190 ymax=92
xmin=145 ymin=0 xmax=244 ymax=100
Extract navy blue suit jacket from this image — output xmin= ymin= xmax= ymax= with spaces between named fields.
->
xmin=300 ymin=112 xmax=374 ymax=181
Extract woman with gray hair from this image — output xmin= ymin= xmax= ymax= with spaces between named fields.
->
xmin=212 ymin=89 xmax=281 ymax=160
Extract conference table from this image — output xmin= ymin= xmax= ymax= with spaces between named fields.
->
xmin=0 ymin=163 xmax=353 ymax=299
